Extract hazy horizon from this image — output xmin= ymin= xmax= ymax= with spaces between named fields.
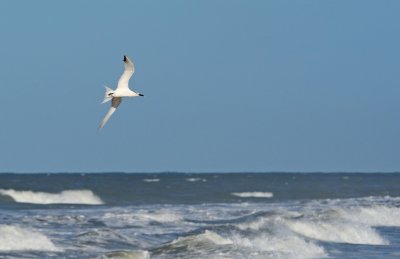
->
xmin=1 ymin=171 xmax=399 ymax=174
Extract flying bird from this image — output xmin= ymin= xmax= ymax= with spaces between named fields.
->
xmin=99 ymin=55 xmax=144 ymax=129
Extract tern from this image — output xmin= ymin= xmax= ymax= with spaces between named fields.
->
xmin=99 ymin=55 xmax=144 ymax=129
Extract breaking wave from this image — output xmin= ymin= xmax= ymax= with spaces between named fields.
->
xmin=229 ymin=232 xmax=326 ymax=259
xmin=172 ymin=230 xmax=233 ymax=246
xmin=159 ymin=228 xmax=325 ymax=259
xmin=232 ymin=192 xmax=274 ymax=198
xmin=0 ymin=225 xmax=61 ymax=252
xmin=0 ymin=189 xmax=104 ymax=205
xmin=339 ymin=205 xmax=400 ymax=227
xmin=185 ymin=178 xmax=206 ymax=182
xmin=235 ymin=198 xmax=400 ymax=247
xmin=101 ymin=209 xmax=184 ymax=229
xmin=285 ymin=219 xmax=387 ymax=245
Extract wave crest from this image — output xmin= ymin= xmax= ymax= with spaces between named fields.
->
xmin=172 ymin=230 xmax=233 ymax=246
xmin=0 ymin=225 xmax=61 ymax=252
xmin=286 ymin=220 xmax=387 ymax=245
xmin=0 ymin=189 xmax=104 ymax=205
xmin=230 ymin=232 xmax=326 ymax=259
xmin=232 ymin=192 xmax=273 ymax=198
xmin=339 ymin=205 xmax=400 ymax=227
xmin=185 ymin=178 xmax=206 ymax=182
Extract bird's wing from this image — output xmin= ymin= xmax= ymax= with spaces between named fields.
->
xmin=116 ymin=55 xmax=135 ymax=91
xmin=98 ymin=97 xmax=122 ymax=129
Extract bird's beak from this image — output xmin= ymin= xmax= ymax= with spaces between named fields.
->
xmin=139 ymin=93 xmax=144 ymax=96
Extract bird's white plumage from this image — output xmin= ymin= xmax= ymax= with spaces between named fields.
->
xmin=99 ymin=97 xmax=122 ymax=129
xmin=98 ymin=55 xmax=143 ymax=130
xmin=116 ymin=56 xmax=135 ymax=91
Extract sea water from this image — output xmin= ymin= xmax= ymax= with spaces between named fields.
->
xmin=0 ymin=173 xmax=399 ymax=258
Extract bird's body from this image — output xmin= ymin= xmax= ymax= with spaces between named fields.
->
xmin=99 ymin=55 xmax=143 ymax=129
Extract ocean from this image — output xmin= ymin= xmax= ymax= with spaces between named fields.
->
xmin=0 ymin=173 xmax=399 ymax=258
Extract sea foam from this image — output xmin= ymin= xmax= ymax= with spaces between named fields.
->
xmin=185 ymin=178 xmax=206 ymax=182
xmin=339 ymin=205 xmax=400 ymax=227
xmin=0 ymin=225 xmax=61 ymax=252
xmin=102 ymin=209 xmax=184 ymax=229
xmin=230 ymin=232 xmax=326 ymax=259
xmin=232 ymin=192 xmax=274 ymax=198
xmin=172 ymin=230 xmax=233 ymax=246
xmin=285 ymin=219 xmax=387 ymax=245
xmin=0 ymin=189 xmax=104 ymax=205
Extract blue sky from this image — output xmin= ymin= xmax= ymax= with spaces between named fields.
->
xmin=0 ymin=1 xmax=399 ymax=172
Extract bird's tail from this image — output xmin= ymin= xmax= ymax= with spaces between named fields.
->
xmin=102 ymin=86 xmax=114 ymax=103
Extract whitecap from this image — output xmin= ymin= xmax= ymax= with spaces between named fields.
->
xmin=0 ymin=225 xmax=61 ymax=252
xmin=157 ymin=230 xmax=233 ymax=258
xmin=198 ymin=230 xmax=233 ymax=245
xmin=230 ymin=232 xmax=326 ymax=259
xmin=236 ymin=214 xmax=282 ymax=231
xmin=339 ymin=205 xmax=400 ymax=227
xmin=185 ymin=178 xmax=206 ymax=182
xmin=285 ymin=219 xmax=388 ymax=245
xmin=102 ymin=209 xmax=183 ymax=228
xmin=232 ymin=192 xmax=273 ymax=198
xmin=172 ymin=230 xmax=233 ymax=246
xmin=0 ymin=189 xmax=104 ymax=205
xmin=137 ymin=210 xmax=183 ymax=223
